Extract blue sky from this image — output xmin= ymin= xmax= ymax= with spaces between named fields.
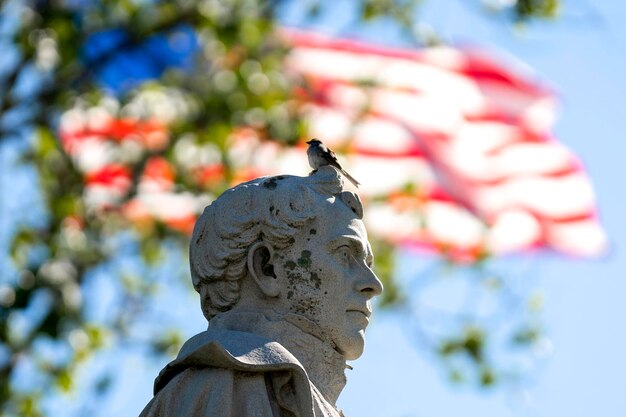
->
xmin=2 ymin=1 xmax=626 ymax=416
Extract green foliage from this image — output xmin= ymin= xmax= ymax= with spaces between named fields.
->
xmin=481 ymin=0 xmax=559 ymax=22
xmin=361 ymin=0 xmax=423 ymax=28
xmin=370 ymin=239 xmax=404 ymax=307
xmin=515 ymin=0 xmax=559 ymax=21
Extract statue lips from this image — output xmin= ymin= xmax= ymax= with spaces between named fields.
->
xmin=346 ymin=307 xmax=371 ymax=326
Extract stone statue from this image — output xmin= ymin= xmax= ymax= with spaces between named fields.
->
xmin=139 ymin=166 xmax=383 ymax=417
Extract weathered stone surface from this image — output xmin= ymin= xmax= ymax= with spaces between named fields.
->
xmin=140 ymin=166 xmax=383 ymax=417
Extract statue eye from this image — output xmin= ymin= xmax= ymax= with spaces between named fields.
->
xmin=337 ymin=246 xmax=351 ymax=264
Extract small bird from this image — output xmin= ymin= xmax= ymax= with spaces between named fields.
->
xmin=306 ymin=139 xmax=360 ymax=188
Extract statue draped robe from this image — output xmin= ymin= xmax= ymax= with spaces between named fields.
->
xmin=139 ymin=312 xmax=345 ymax=417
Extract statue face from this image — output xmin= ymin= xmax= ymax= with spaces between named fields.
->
xmin=274 ymin=204 xmax=383 ymax=361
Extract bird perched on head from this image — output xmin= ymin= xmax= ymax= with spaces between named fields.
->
xmin=306 ymin=139 xmax=360 ymax=188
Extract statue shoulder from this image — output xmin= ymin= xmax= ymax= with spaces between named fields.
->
xmin=153 ymin=328 xmax=308 ymax=392
xmin=140 ymin=366 xmax=280 ymax=417
xmin=141 ymin=328 xmax=318 ymax=417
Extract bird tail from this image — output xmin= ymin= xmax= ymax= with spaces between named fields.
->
xmin=341 ymin=169 xmax=360 ymax=188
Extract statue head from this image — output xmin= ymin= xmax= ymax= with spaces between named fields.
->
xmin=189 ymin=166 xmax=383 ymax=360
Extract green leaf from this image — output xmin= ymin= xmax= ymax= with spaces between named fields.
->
xmin=515 ymin=0 xmax=560 ymax=20
xmin=480 ymin=367 xmax=496 ymax=387
xmin=512 ymin=326 xmax=541 ymax=346
xmin=370 ymin=240 xmax=403 ymax=307
xmin=55 ymin=369 xmax=73 ymax=393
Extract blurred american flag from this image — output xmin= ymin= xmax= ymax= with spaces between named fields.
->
xmin=60 ymin=29 xmax=607 ymax=261
xmin=279 ymin=30 xmax=606 ymax=260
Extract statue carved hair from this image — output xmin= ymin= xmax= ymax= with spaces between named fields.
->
xmin=189 ymin=166 xmax=363 ymax=321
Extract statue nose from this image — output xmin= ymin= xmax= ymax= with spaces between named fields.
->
xmin=355 ymin=268 xmax=383 ymax=298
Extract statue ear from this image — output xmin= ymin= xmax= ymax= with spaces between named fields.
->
xmin=247 ymin=242 xmax=280 ymax=298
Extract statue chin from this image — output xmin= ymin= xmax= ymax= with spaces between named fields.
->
xmin=342 ymin=345 xmax=364 ymax=361
xmin=334 ymin=329 xmax=366 ymax=361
